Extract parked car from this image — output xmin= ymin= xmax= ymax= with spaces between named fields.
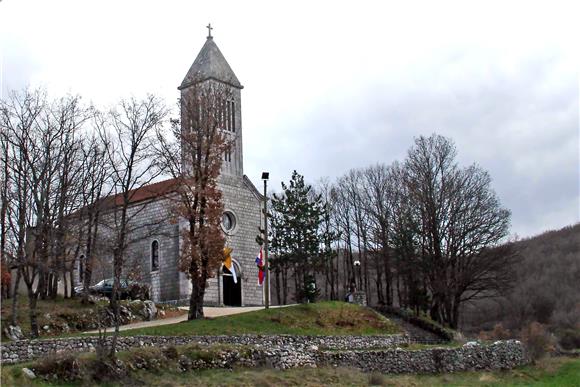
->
xmin=74 ymin=278 xmax=150 ymax=300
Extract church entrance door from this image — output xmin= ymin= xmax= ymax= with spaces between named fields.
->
xmin=222 ymin=265 xmax=241 ymax=306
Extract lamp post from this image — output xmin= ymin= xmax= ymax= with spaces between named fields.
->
xmin=353 ymin=259 xmax=361 ymax=291
xmin=261 ymin=171 xmax=270 ymax=309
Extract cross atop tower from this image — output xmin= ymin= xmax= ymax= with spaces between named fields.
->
xmin=206 ymin=23 xmax=213 ymax=38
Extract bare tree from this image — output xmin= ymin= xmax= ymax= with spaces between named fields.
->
xmin=45 ymin=95 xmax=91 ymax=300
xmin=0 ymin=122 xmax=11 ymax=299
xmin=403 ymin=134 xmax=514 ymax=328
xmin=2 ymin=89 xmax=47 ymax=336
xmin=70 ymin=134 xmax=112 ymax=303
xmin=155 ymin=81 xmax=231 ymax=320
xmin=96 ymin=94 xmax=168 ymax=353
xmin=1 ymin=89 xmax=91 ymax=336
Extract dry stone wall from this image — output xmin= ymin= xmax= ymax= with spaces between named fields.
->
xmin=321 ymin=340 xmax=529 ymax=373
xmin=0 ymin=335 xmax=530 ymax=375
xmin=1 ymin=334 xmax=408 ymax=364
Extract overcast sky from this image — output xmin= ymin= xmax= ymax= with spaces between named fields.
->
xmin=1 ymin=0 xmax=578 ymax=238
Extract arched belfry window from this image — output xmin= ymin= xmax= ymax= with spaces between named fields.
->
xmin=151 ymin=240 xmax=159 ymax=272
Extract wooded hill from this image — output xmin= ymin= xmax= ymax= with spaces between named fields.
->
xmin=461 ymin=223 xmax=580 ymax=337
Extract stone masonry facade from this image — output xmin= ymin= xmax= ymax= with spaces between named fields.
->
xmin=74 ymin=33 xmax=265 ymax=306
xmin=202 ymin=174 xmax=264 ymax=306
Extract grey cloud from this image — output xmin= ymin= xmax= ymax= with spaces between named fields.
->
xmin=246 ymin=52 xmax=578 ymax=238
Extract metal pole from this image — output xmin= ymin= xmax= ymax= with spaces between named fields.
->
xmin=263 ymin=179 xmax=270 ymax=309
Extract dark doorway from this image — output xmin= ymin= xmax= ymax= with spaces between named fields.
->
xmin=222 ymin=266 xmax=241 ymax=306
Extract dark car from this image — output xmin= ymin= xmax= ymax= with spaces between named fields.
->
xmin=75 ymin=278 xmax=148 ymax=300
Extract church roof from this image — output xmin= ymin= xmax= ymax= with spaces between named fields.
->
xmin=107 ymin=178 xmax=179 ymax=207
xmin=179 ymin=37 xmax=242 ymax=90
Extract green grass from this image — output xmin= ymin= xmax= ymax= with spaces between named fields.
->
xmin=131 ymin=358 xmax=580 ymax=386
xmin=120 ymin=301 xmax=401 ymax=337
xmin=3 ymin=357 xmax=579 ymax=386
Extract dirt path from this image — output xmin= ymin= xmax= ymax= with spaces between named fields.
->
xmin=84 ymin=305 xmax=290 ymax=334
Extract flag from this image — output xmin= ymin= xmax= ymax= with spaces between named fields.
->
xmin=223 ymin=247 xmax=237 ymax=283
xmin=255 ymin=248 xmax=265 ymax=286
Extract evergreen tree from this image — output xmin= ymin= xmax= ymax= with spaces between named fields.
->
xmin=269 ymin=171 xmax=333 ymax=303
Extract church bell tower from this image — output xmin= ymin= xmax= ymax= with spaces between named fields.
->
xmin=178 ymin=25 xmax=244 ymax=177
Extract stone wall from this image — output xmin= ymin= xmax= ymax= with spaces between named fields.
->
xmin=1 ymin=334 xmax=408 ymax=364
xmin=321 ymin=340 xmax=528 ymax=373
xmin=3 ymin=336 xmax=529 ymax=376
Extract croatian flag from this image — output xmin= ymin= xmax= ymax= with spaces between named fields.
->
xmin=255 ymin=248 xmax=265 ymax=286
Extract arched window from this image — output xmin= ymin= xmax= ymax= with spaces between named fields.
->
xmin=151 ymin=240 xmax=159 ymax=272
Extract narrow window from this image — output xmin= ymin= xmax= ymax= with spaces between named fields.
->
xmin=231 ymin=101 xmax=236 ymax=132
xmin=151 ymin=240 xmax=159 ymax=272
xmin=226 ymin=100 xmax=231 ymax=131
xmin=221 ymin=99 xmax=226 ymax=128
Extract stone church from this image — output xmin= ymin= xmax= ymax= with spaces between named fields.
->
xmin=78 ymin=31 xmax=265 ymax=306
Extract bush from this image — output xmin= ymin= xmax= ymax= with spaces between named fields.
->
xmin=296 ymin=275 xmax=319 ymax=304
xmin=85 ymin=357 xmax=128 ymax=384
xmin=558 ymin=329 xmax=580 ymax=350
xmin=520 ymin=321 xmax=555 ymax=361
xmin=368 ymin=372 xmax=386 ymax=386
xmin=34 ymin=353 xmax=81 ymax=382
xmin=479 ymin=323 xmax=513 ymax=340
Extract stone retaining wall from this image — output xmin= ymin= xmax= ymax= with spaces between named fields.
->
xmin=1 ymin=336 xmax=528 ymax=375
xmin=321 ymin=340 xmax=528 ymax=373
xmin=0 ymin=334 xmax=409 ymax=364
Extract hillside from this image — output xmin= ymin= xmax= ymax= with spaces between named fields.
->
xmin=461 ymin=223 xmax=580 ymax=345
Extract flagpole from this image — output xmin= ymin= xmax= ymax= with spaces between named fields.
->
xmin=262 ymin=172 xmax=270 ymax=309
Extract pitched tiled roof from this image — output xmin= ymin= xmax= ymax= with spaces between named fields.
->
xmin=108 ymin=178 xmax=180 ymax=206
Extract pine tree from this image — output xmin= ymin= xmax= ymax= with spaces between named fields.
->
xmin=270 ymin=171 xmax=334 ymax=303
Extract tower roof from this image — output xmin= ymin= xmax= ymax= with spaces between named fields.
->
xmin=179 ymin=36 xmax=242 ymax=90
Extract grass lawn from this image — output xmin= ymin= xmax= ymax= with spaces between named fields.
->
xmin=2 ymin=356 xmax=579 ymax=386
xmin=121 ymin=301 xmax=401 ymax=336
xmin=128 ymin=357 xmax=580 ymax=386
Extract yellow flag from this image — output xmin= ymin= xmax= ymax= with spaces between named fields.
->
xmin=223 ymin=247 xmax=237 ymax=283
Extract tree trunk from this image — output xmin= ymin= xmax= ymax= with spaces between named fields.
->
xmin=28 ymin=289 xmax=39 ymax=338
xmin=10 ymin=268 xmax=22 ymax=326
xmin=188 ymin=277 xmax=205 ymax=319
xmin=274 ymin=268 xmax=281 ymax=305
xmin=63 ymin=268 xmax=69 ymax=298
xmin=282 ymin=265 xmax=288 ymax=305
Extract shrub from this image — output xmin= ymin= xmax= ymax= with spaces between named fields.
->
xmin=558 ymin=329 xmax=580 ymax=350
xmin=520 ymin=321 xmax=555 ymax=361
xmin=480 ymin=323 xmax=513 ymax=340
xmin=368 ymin=372 xmax=386 ymax=386
xmin=296 ymin=275 xmax=320 ymax=304
xmin=84 ymin=357 xmax=128 ymax=384
xmin=163 ymin=345 xmax=179 ymax=360
xmin=33 ymin=353 xmax=81 ymax=381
